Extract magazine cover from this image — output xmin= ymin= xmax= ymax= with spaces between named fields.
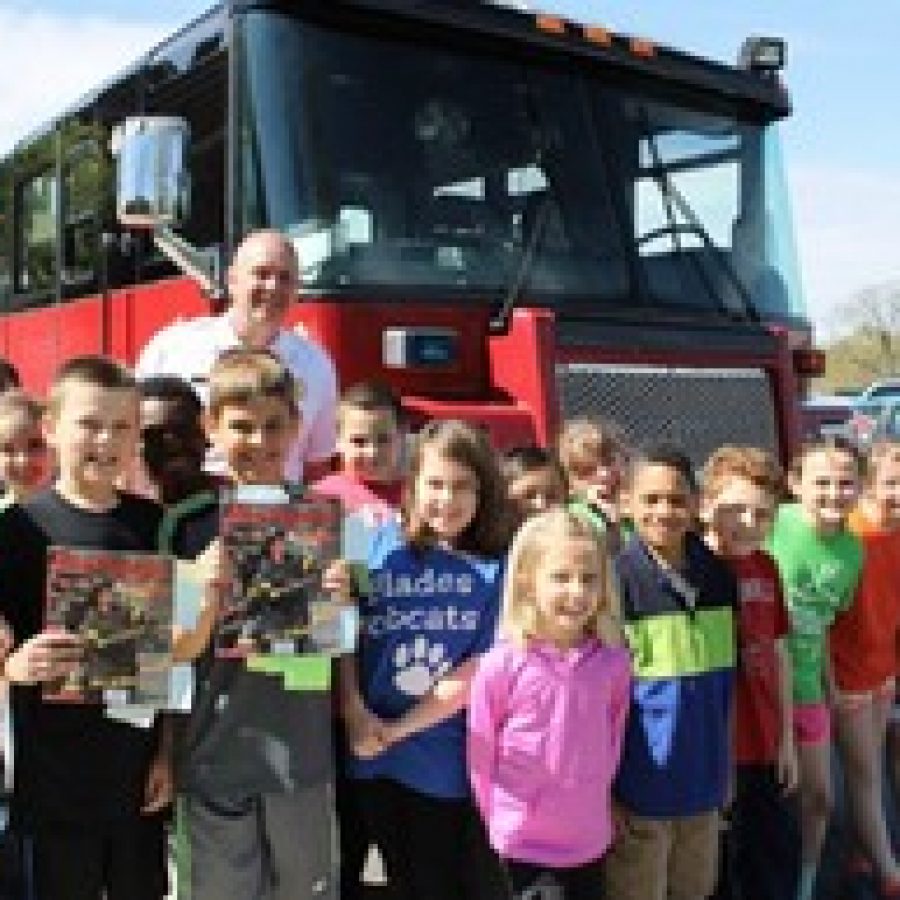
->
xmin=217 ymin=486 xmax=355 ymax=658
xmin=44 ymin=547 xmax=174 ymax=706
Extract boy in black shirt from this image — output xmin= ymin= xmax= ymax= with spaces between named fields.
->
xmin=0 ymin=356 xmax=170 ymax=900
xmin=164 ymin=349 xmax=337 ymax=900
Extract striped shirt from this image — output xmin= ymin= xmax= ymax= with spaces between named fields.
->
xmin=614 ymin=533 xmax=737 ymax=817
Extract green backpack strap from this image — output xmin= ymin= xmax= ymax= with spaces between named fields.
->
xmin=158 ymin=490 xmax=219 ymax=555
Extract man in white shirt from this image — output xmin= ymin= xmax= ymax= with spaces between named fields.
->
xmin=136 ymin=230 xmax=338 ymax=483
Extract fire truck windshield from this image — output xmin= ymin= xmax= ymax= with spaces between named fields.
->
xmin=235 ymin=11 xmax=806 ymax=325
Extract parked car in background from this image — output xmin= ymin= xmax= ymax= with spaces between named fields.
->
xmin=859 ymin=379 xmax=900 ymax=403
xmin=867 ymin=400 xmax=900 ymax=445
xmin=841 ymin=378 xmax=900 ymax=448
xmin=845 ymin=400 xmax=885 ymax=447
xmin=801 ymin=394 xmax=856 ymax=440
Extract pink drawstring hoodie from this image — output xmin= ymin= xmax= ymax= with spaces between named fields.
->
xmin=468 ymin=637 xmax=631 ymax=867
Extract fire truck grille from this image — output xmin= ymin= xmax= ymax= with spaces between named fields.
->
xmin=555 ymin=363 xmax=779 ymax=465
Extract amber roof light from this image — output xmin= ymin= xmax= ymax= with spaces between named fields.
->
xmin=535 ymin=14 xmax=567 ymax=35
xmin=582 ymin=25 xmax=613 ymax=47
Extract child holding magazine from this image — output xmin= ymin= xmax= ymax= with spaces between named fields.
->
xmin=162 ymin=349 xmax=344 ymax=900
xmin=0 ymin=357 xmax=170 ymax=900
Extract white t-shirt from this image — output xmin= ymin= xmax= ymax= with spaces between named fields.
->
xmin=135 ymin=313 xmax=338 ymax=480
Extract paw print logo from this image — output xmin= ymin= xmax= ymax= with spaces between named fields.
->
xmin=393 ymin=636 xmax=452 ymax=697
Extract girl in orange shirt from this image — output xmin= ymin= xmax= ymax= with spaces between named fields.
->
xmin=831 ymin=439 xmax=900 ymax=896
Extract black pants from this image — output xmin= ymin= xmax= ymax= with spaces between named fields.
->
xmin=334 ymin=726 xmax=370 ymax=900
xmin=504 ymin=858 xmax=606 ymax=899
xmin=31 ymin=816 xmax=167 ymax=900
xmin=0 ymin=828 xmax=31 ymax=900
xmin=357 ymin=778 xmax=506 ymax=900
xmin=716 ymin=764 xmax=799 ymax=900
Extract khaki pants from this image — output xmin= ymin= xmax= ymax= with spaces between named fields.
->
xmin=603 ymin=807 xmax=720 ymax=900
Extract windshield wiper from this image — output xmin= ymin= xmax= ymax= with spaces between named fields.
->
xmin=489 ymin=188 xmax=554 ymax=332
xmin=641 ymin=125 xmax=760 ymax=323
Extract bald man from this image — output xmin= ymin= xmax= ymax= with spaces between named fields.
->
xmin=136 ymin=230 xmax=338 ymax=483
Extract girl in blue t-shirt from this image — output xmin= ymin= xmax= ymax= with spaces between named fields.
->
xmin=341 ymin=419 xmax=512 ymax=900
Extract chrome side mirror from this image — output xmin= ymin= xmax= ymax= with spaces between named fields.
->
xmin=114 ymin=116 xmax=190 ymax=229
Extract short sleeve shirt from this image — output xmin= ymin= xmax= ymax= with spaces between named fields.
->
xmin=313 ymin=474 xmax=402 ymax=533
xmin=766 ymin=503 xmax=863 ymax=705
xmin=313 ymin=473 xmax=402 ymax=569
xmin=136 ymin=313 xmax=338 ymax=480
xmin=830 ymin=508 xmax=900 ymax=692
xmin=614 ymin=533 xmax=736 ymax=817
xmin=161 ymin=493 xmax=334 ymax=797
xmin=727 ymin=551 xmax=790 ymax=764
xmin=0 ymin=489 xmax=163 ymax=826
xmin=350 ymin=528 xmax=503 ymax=799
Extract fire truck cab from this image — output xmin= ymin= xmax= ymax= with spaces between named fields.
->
xmin=0 ymin=0 xmax=814 ymax=461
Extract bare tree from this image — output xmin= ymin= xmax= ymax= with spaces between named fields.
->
xmin=830 ymin=282 xmax=900 ymax=384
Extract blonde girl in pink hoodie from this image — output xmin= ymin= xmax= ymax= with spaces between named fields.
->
xmin=468 ymin=508 xmax=632 ymax=899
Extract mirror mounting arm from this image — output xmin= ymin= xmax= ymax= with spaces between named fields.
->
xmin=114 ymin=116 xmax=225 ymax=299
xmin=152 ymin=227 xmax=224 ymax=301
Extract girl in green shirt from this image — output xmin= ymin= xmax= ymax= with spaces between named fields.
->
xmin=767 ymin=437 xmax=864 ymax=900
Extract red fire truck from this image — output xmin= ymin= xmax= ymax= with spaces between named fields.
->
xmin=0 ymin=0 xmax=818 ymax=461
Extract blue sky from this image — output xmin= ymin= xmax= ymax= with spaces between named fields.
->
xmin=552 ymin=1 xmax=898 ymax=172
xmin=0 ymin=0 xmax=896 ymax=335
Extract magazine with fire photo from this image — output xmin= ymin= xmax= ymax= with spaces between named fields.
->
xmin=216 ymin=485 xmax=357 ymax=659
xmin=43 ymin=547 xmax=174 ymax=706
